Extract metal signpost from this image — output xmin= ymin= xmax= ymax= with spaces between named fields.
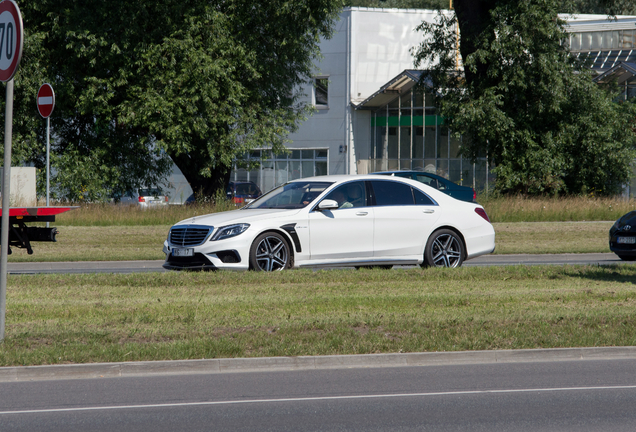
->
xmin=37 ymin=83 xmax=55 ymax=227
xmin=0 ymin=0 xmax=23 ymax=343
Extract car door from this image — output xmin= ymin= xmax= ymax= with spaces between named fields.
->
xmin=370 ymin=179 xmax=440 ymax=258
xmin=308 ymin=181 xmax=374 ymax=262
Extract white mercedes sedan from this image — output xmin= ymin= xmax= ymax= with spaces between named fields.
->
xmin=162 ymin=175 xmax=495 ymax=271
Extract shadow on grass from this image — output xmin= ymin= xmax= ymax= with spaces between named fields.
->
xmin=557 ymin=264 xmax=636 ymax=285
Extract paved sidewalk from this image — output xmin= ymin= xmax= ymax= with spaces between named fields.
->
xmin=2 ymin=346 xmax=636 ymax=383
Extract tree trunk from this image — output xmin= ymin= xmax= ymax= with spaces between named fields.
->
xmin=453 ymin=0 xmax=498 ymax=86
xmin=169 ymin=151 xmax=231 ymax=200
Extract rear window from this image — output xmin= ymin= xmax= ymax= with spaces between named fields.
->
xmin=413 ymin=188 xmax=435 ymax=205
xmin=416 ymin=175 xmax=444 ymax=190
xmin=235 ymin=183 xmax=259 ymax=195
xmin=139 ymin=188 xmax=162 ymax=197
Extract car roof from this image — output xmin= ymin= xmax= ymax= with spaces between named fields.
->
xmin=288 ymin=174 xmax=451 ymax=201
xmin=371 ymin=170 xmax=447 ymax=181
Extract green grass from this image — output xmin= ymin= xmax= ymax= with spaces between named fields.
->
xmin=5 ymin=221 xmax=614 ymax=262
xmin=2 ymin=265 xmax=635 ymax=366
xmin=52 ymin=202 xmax=236 ymax=227
xmin=479 ymin=195 xmax=636 ymax=222
xmin=51 ymin=196 xmax=636 ymax=226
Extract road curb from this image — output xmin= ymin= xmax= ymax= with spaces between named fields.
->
xmin=2 ymin=346 xmax=636 ymax=382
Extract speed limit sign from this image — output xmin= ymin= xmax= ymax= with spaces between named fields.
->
xmin=0 ymin=0 xmax=23 ymax=82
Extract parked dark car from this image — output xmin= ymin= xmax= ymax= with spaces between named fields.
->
xmin=609 ymin=211 xmax=636 ymax=261
xmin=226 ymin=181 xmax=262 ymax=205
xmin=372 ymin=171 xmax=476 ymax=202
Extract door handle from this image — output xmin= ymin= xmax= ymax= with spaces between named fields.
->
xmin=423 ymin=209 xmax=435 ymax=214
xmin=356 ymin=211 xmax=368 ymax=216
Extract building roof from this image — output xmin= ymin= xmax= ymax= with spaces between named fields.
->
xmin=354 ymin=70 xmax=429 ymax=110
xmin=593 ymin=62 xmax=636 ymax=84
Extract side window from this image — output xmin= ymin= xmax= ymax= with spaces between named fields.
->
xmin=416 ymin=174 xmax=439 ymax=189
xmin=371 ymin=180 xmax=414 ymax=206
xmin=413 ymin=188 xmax=435 ymax=205
xmin=323 ymin=181 xmax=365 ymax=209
xmin=315 ymin=77 xmax=329 ymax=109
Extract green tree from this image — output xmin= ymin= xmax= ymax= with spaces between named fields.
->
xmin=2 ymin=0 xmax=341 ymax=200
xmin=345 ymin=0 xmax=448 ymax=8
xmin=413 ymin=0 xmax=636 ymax=195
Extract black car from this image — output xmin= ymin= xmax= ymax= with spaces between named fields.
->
xmin=609 ymin=211 xmax=636 ymax=261
xmin=372 ymin=171 xmax=476 ymax=202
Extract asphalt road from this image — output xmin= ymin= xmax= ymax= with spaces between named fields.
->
xmin=2 ymin=355 xmax=636 ymax=431
xmin=4 ymin=252 xmax=628 ymax=274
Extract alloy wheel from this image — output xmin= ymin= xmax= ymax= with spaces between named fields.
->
xmin=254 ymin=235 xmax=289 ymax=271
xmin=429 ymin=232 xmax=463 ymax=268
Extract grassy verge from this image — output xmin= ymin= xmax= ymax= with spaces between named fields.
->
xmin=494 ymin=221 xmax=612 ymax=254
xmin=52 ymin=202 xmax=235 ymax=227
xmin=6 ymin=221 xmax=613 ymax=262
xmin=2 ymin=265 xmax=635 ymax=366
xmin=479 ymin=195 xmax=635 ymax=222
xmin=51 ymin=196 xmax=636 ymax=226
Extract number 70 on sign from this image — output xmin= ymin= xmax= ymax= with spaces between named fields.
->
xmin=0 ymin=0 xmax=23 ymax=83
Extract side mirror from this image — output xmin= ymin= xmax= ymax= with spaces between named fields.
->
xmin=317 ymin=199 xmax=339 ymax=211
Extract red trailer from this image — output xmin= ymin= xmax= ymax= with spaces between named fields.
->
xmin=0 ymin=206 xmax=77 ymax=254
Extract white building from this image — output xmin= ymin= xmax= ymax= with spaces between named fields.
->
xmin=230 ymin=7 xmax=636 ymax=194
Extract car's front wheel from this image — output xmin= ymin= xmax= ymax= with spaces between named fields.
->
xmin=423 ymin=229 xmax=464 ymax=268
xmin=249 ymin=232 xmax=292 ymax=271
xmin=617 ymin=254 xmax=636 ymax=261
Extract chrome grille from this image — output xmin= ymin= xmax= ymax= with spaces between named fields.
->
xmin=169 ymin=225 xmax=212 ymax=246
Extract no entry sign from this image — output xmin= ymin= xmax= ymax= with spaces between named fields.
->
xmin=0 ymin=0 xmax=23 ymax=82
xmin=37 ymin=83 xmax=55 ymax=118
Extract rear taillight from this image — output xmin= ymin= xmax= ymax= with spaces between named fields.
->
xmin=138 ymin=196 xmax=145 ymax=203
xmin=165 ymin=196 xmax=169 ymax=202
xmin=472 ymin=189 xmax=476 ymax=202
xmin=233 ymin=197 xmax=244 ymax=204
xmin=475 ymin=207 xmax=490 ymax=222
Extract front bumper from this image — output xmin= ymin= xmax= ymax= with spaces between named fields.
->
xmin=163 ymin=237 xmax=252 ymax=271
xmin=609 ymin=233 xmax=636 ymax=257
xmin=163 ymin=252 xmax=218 ymax=271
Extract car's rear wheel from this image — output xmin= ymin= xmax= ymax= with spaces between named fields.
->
xmin=423 ymin=229 xmax=464 ymax=268
xmin=249 ymin=232 xmax=292 ymax=271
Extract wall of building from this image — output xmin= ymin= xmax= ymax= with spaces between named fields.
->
xmin=231 ymin=8 xmax=636 ymax=195
xmin=0 ymin=167 xmax=37 ymax=207
xmin=284 ymin=8 xmax=440 ymax=180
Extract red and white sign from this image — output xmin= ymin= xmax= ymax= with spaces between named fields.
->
xmin=0 ymin=0 xmax=23 ymax=82
xmin=37 ymin=83 xmax=55 ymax=118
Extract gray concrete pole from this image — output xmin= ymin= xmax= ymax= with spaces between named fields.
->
xmin=46 ymin=116 xmax=50 ymax=227
xmin=0 ymin=78 xmax=14 ymax=343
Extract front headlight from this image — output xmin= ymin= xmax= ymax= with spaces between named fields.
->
xmin=210 ymin=223 xmax=250 ymax=241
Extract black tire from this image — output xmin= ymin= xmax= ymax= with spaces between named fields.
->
xmin=617 ymin=255 xmax=636 ymax=261
xmin=249 ymin=232 xmax=292 ymax=271
xmin=423 ymin=229 xmax=464 ymax=268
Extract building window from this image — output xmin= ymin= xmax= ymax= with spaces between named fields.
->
xmin=231 ymin=149 xmax=329 ymax=193
xmin=368 ymin=87 xmax=490 ymax=192
xmin=314 ymin=77 xmax=329 ymax=109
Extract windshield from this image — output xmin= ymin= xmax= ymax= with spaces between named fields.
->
xmin=245 ymin=181 xmax=332 ymax=209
